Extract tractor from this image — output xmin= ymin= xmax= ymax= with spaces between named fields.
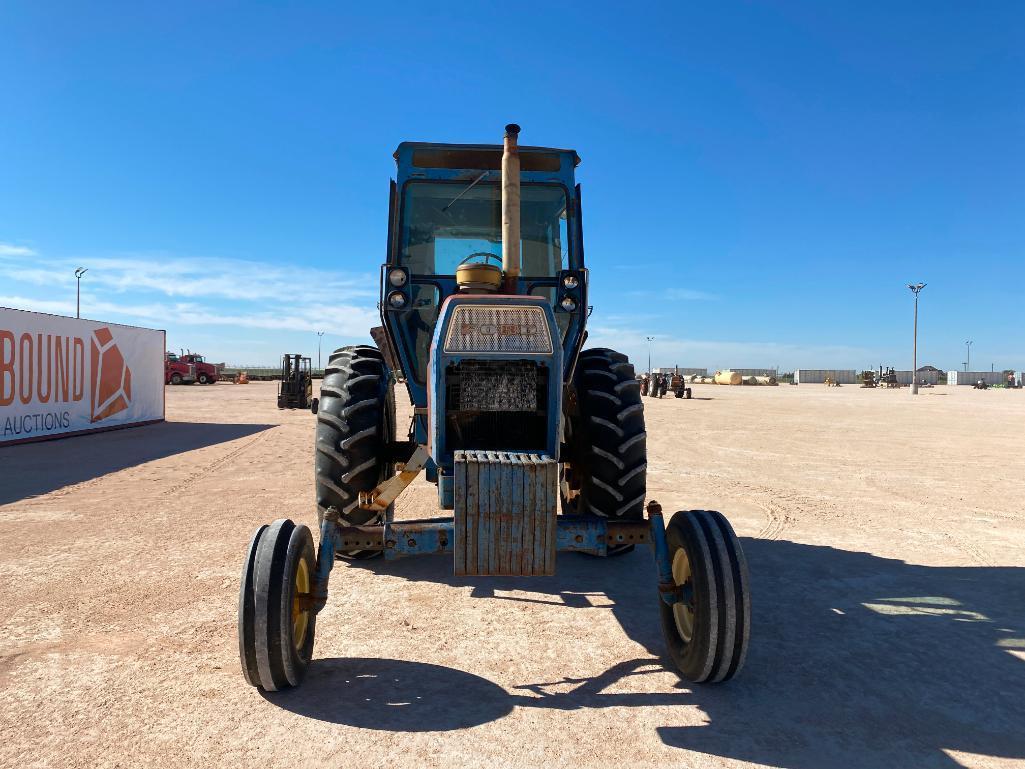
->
xmin=238 ymin=126 xmax=751 ymax=692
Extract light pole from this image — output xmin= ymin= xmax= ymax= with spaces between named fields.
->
xmin=907 ymin=283 xmax=925 ymax=394
xmin=74 ymin=268 xmax=88 ymax=318
xmin=646 ymin=336 xmax=655 ymax=375
xmin=316 ymin=331 xmax=325 ymax=373
xmin=965 ymin=340 xmax=973 ymax=372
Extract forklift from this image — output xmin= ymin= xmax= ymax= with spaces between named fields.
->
xmin=277 ymin=354 xmax=317 ymax=412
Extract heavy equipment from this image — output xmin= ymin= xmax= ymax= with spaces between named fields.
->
xmin=164 ymin=352 xmax=196 ymax=385
xmin=178 ymin=351 xmax=220 ymax=384
xmin=237 ymin=126 xmax=751 ymax=692
xmin=669 ymin=372 xmax=693 ymax=399
xmin=276 ymin=354 xmax=316 ymax=411
xmin=878 ymin=366 xmax=900 ymax=388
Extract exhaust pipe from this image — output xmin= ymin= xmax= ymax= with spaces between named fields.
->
xmin=501 ymin=123 xmax=521 ymax=288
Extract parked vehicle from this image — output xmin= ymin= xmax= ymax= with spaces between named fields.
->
xmin=179 ymin=352 xmax=220 ymax=384
xmin=237 ymin=125 xmax=751 ymax=693
xmin=164 ymin=352 xmax=196 ymax=385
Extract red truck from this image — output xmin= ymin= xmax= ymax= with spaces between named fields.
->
xmin=165 ymin=352 xmax=196 ymax=385
xmin=179 ymin=353 xmax=220 ymax=384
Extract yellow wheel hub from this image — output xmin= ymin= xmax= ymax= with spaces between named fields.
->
xmin=292 ymin=558 xmax=311 ymax=651
xmin=672 ymin=548 xmax=695 ymax=642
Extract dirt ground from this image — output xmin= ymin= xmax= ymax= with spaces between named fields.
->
xmin=2 ymin=380 xmax=1023 ymax=769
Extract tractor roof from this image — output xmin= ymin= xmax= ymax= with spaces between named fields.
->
xmin=394 ymin=141 xmax=580 ymax=172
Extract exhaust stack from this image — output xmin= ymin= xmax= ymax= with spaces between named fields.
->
xmin=501 ymin=123 xmax=521 ymax=286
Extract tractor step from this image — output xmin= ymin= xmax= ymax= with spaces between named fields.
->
xmin=453 ymin=450 xmax=557 ymax=576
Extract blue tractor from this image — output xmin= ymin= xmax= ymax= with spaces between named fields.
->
xmin=238 ymin=125 xmax=751 ymax=691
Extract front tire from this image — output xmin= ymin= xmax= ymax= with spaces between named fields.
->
xmin=238 ymin=519 xmax=317 ymax=691
xmin=659 ymin=510 xmax=750 ymax=683
xmin=315 ymin=345 xmax=395 ymax=558
xmin=562 ymin=348 xmax=646 ymax=522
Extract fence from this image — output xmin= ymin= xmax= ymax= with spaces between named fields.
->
xmin=794 ymin=369 xmax=858 ymax=384
xmin=727 ymin=368 xmax=779 ymax=377
xmin=895 ymin=370 xmax=939 ymax=385
xmin=651 ymin=367 xmax=707 ymax=376
xmin=948 ymin=371 xmax=1007 ymax=386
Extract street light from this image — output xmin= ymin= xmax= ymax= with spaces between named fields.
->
xmin=646 ymin=336 xmax=655 ymax=375
xmin=965 ymin=340 xmax=973 ymax=372
xmin=74 ymin=268 xmax=88 ymax=318
xmin=316 ymin=331 xmax=325 ymax=373
xmin=907 ymin=283 xmax=925 ymax=394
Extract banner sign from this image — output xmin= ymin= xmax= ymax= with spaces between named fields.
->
xmin=0 ymin=307 xmax=165 ymax=444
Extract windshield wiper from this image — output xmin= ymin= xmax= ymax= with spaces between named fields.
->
xmin=442 ymin=171 xmax=490 ymax=212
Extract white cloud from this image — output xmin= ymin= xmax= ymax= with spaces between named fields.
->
xmin=1 ymin=253 xmax=375 ymax=303
xmin=0 ymin=245 xmax=383 ymax=364
xmin=0 ymin=295 xmax=75 ymax=315
xmin=586 ymin=322 xmax=874 ymax=371
xmin=665 ymin=288 xmax=718 ymax=301
xmin=625 ymin=287 xmax=719 ymax=301
xmin=0 ymin=243 xmax=37 ymax=257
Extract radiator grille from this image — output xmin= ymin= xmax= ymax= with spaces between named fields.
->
xmin=445 ymin=361 xmax=548 ymax=452
xmin=444 ymin=305 xmax=553 ymax=354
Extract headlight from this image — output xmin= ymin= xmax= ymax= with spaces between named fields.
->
xmin=388 ymin=268 xmax=408 ymax=287
xmin=562 ymin=274 xmax=579 ymax=289
xmin=387 ymin=291 xmax=407 ymax=309
xmin=560 ymin=296 xmax=577 ymax=312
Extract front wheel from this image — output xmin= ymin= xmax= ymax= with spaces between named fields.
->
xmin=659 ymin=510 xmax=750 ymax=683
xmin=315 ymin=345 xmax=395 ymax=559
xmin=238 ymin=519 xmax=317 ymax=691
xmin=170 ymin=373 xmax=182 ymax=385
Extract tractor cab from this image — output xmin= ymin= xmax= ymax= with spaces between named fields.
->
xmin=380 ymin=128 xmax=590 ymax=502
xmin=381 ymin=132 xmax=588 ymax=406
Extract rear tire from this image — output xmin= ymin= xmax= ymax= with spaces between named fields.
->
xmin=238 ymin=519 xmax=317 ymax=691
xmin=659 ymin=510 xmax=750 ymax=683
xmin=562 ymin=348 xmax=646 ymax=525
xmin=315 ymin=345 xmax=395 ymax=558
xmin=198 ymin=373 xmax=210 ymax=384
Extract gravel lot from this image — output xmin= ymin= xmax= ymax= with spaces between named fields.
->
xmin=2 ymin=380 xmax=1023 ymax=769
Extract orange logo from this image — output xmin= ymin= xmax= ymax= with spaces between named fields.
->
xmin=90 ymin=327 xmax=132 ymax=422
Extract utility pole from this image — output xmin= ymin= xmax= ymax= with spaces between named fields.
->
xmin=646 ymin=336 xmax=655 ymax=375
xmin=316 ymin=331 xmax=325 ymax=373
xmin=74 ymin=268 xmax=88 ymax=318
xmin=907 ymin=283 xmax=925 ymax=395
xmin=966 ymin=340 xmax=973 ymax=372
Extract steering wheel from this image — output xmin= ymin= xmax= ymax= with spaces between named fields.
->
xmin=458 ymin=252 xmax=503 ymax=267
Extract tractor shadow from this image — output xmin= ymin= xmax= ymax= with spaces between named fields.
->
xmin=0 ymin=421 xmax=274 ymax=504
xmin=309 ymin=537 xmax=1025 ymax=768
xmin=261 ymin=656 xmax=514 ymax=731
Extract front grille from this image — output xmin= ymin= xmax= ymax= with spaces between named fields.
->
xmin=443 ymin=305 xmax=553 ymax=354
xmin=445 ymin=360 xmax=548 ymax=452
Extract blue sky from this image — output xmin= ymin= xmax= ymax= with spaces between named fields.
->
xmin=1 ymin=1 xmax=1022 ymax=372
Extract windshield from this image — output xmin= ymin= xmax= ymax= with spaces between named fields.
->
xmin=399 ymin=182 xmax=569 ymax=276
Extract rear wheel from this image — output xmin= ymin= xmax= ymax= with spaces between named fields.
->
xmin=659 ymin=510 xmax=750 ymax=683
xmin=238 ymin=518 xmax=317 ymax=691
xmin=561 ymin=348 xmax=647 ymax=533
xmin=198 ymin=372 xmax=211 ymax=384
xmin=315 ymin=345 xmax=395 ymax=559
